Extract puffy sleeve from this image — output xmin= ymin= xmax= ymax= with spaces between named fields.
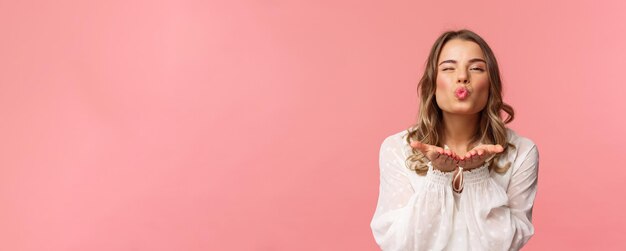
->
xmin=370 ymin=136 xmax=456 ymax=251
xmin=459 ymin=144 xmax=539 ymax=251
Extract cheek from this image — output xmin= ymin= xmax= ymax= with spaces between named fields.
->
xmin=435 ymin=79 xmax=445 ymax=98
xmin=434 ymin=77 xmax=453 ymax=105
xmin=472 ymin=83 xmax=490 ymax=106
xmin=435 ymin=76 xmax=452 ymax=92
xmin=473 ymin=75 xmax=489 ymax=89
xmin=473 ymin=81 xmax=490 ymax=95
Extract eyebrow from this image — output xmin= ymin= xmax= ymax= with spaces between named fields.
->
xmin=438 ymin=58 xmax=486 ymax=66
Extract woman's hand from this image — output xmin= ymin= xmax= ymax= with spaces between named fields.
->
xmin=410 ymin=141 xmax=458 ymax=172
xmin=457 ymin=144 xmax=504 ymax=171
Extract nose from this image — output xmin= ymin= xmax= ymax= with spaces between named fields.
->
xmin=457 ymin=70 xmax=470 ymax=84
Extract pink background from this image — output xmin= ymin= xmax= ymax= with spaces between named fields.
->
xmin=1 ymin=0 xmax=625 ymax=250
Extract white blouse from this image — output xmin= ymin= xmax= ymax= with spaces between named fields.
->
xmin=370 ymin=128 xmax=539 ymax=251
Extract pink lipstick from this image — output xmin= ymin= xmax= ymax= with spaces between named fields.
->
xmin=455 ymin=87 xmax=470 ymax=100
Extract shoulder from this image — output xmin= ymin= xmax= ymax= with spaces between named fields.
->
xmin=505 ymin=128 xmax=539 ymax=169
xmin=380 ymin=129 xmax=410 ymax=150
xmin=379 ymin=129 xmax=412 ymax=159
xmin=378 ymin=129 xmax=414 ymax=175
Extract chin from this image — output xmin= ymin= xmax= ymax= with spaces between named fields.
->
xmin=453 ymin=110 xmax=478 ymax=115
xmin=453 ymin=103 xmax=474 ymax=111
xmin=446 ymin=106 xmax=480 ymax=115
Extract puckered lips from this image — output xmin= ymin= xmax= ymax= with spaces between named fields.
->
xmin=455 ymin=87 xmax=470 ymax=100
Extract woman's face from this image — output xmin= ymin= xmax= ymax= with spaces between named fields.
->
xmin=435 ymin=39 xmax=490 ymax=115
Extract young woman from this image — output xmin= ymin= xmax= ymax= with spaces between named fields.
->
xmin=370 ymin=29 xmax=539 ymax=251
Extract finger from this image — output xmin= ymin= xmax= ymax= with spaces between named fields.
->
xmin=453 ymin=155 xmax=461 ymax=165
xmin=493 ymin=144 xmax=504 ymax=153
xmin=450 ymin=151 xmax=458 ymax=159
xmin=453 ymin=154 xmax=461 ymax=162
xmin=431 ymin=148 xmax=443 ymax=160
xmin=435 ymin=151 xmax=446 ymax=161
xmin=483 ymin=144 xmax=494 ymax=153
xmin=446 ymin=150 xmax=455 ymax=161
xmin=448 ymin=152 xmax=456 ymax=162
xmin=477 ymin=149 xmax=484 ymax=156
xmin=436 ymin=147 xmax=444 ymax=155
xmin=449 ymin=152 xmax=458 ymax=164
xmin=445 ymin=151 xmax=454 ymax=161
xmin=454 ymin=153 xmax=465 ymax=165
xmin=450 ymin=153 xmax=459 ymax=165
xmin=457 ymin=153 xmax=466 ymax=161
xmin=432 ymin=151 xmax=444 ymax=161
xmin=438 ymin=151 xmax=450 ymax=162
xmin=410 ymin=141 xmax=427 ymax=152
xmin=471 ymin=151 xmax=481 ymax=161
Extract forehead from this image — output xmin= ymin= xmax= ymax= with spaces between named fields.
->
xmin=438 ymin=39 xmax=485 ymax=62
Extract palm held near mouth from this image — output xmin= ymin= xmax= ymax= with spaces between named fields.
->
xmin=409 ymin=141 xmax=504 ymax=173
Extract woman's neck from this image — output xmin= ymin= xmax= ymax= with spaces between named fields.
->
xmin=441 ymin=111 xmax=480 ymax=151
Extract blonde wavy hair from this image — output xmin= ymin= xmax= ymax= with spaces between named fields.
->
xmin=405 ymin=29 xmax=516 ymax=176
